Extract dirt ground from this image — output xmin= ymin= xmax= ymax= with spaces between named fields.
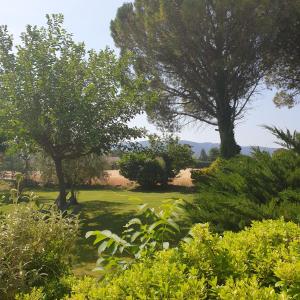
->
xmin=96 ymin=169 xmax=194 ymax=187
xmin=1 ymin=169 xmax=194 ymax=187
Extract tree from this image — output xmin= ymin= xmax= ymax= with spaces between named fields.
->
xmin=34 ymin=153 xmax=108 ymax=204
xmin=208 ymin=147 xmax=220 ymax=162
xmin=0 ymin=15 xmax=146 ymax=209
xmin=199 ymin=149 xmax=208 ymax=162
xmin=265 ymin=1 xmax=300 ymax=108
xmin=119 ymin=136 xmax=194 ymax=187
xmin=111 ymin=0 xmax=274 ymax=158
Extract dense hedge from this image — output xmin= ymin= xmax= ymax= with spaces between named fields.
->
xmin=187 ymin=149 xmax=300 ymax=231
xmin=35 ymin=219 xmax=300 ymax=300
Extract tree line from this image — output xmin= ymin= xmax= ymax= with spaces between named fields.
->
xmin=0 ymin=0 xmax=299 ymax=208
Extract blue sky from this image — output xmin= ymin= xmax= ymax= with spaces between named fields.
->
xmin=1 ymin=0 xmax=299 ymax=147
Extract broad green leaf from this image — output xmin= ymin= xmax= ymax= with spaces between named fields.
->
xmin=131 ymin=231 xmax=142 ymax=242
xmin=85 ymin=231 xmax=99 ymax=239
xmin=124 ymin=218 xmax=142 ymax=228
xmin=98 ymin=241 xmax=108 ymax=255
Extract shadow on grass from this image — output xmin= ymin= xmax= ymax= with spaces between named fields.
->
xmin=73 ymin=200 xmax=135 ymax=270
xmin=130 ymin=184 xmax=196 ymax=194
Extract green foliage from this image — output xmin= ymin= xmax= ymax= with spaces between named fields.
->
xmin=0 ymin=14 xmax=148 ymax=207
xmin=191 ymin=158 xmax=223 ymax=185
xmin=16 ymin=288 xmax=45 ymax=300
xmin=208 ymin=147 xmax=221 ymax=162
xmin=66 ymin=219 xmax=300 ymax=299
xmin=34 ymin=153 xmax=108 ymax=186
xmin=199 ymin=149 xmax=208 ymax=162
xmin=265 ymin=0 xmax=300 ymax=108
xmin=111 ymin=0 xmax=276 ymax=158
xmin=67 ymin=251 xmax=207 ymax=300
xmin=119 ymin=136 xmax=194 ymax=187
xmin=86 ymin=200 xmax=184 ymax=272
xmin=119 ymin=152 xmax=165 ymax=187
xmin=265 ymin=126 xmax=300 ymax=154
xmin=0 ymin=203 xmax=79 ymax=299
xmin=187 ymin=149 xmax=300 ymax=231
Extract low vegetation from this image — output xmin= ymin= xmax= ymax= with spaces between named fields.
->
xmin=0 ymin=0 xmax=299 ymax=297
xmin=187 ymin=148 xmax=300 ymax=232
xmin=20 ymin=219 xmax=300 ymax=299
xmin=0 ymin=203 xmax=79 ymax=299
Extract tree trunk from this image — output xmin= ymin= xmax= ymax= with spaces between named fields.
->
xmin=68 ymin=185 xmax=78 ymax=205
xmin=53 ymin=158 xmax=67 ymax=210
xmin=218 ymin=116 xmax=241 ymax=159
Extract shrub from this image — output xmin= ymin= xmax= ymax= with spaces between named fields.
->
xmin=0 ymin=203 xmax=79 ymax=299
xmin=119 ymin=152 xmax=165 ymax=187
xmin=190 ymin=157 xmax=223 ymax=184
xmin=187 ymin=149 xmax=300 ymax=231
xmin=65 ymin=219 xmax=300 ymax=299
xmin=119 ymin=136 xmax=194 ymax=188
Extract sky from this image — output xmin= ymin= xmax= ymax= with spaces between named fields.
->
xmin=0 ymin=0 xmax=299 ymax=147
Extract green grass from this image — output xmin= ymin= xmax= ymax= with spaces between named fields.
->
xmin=0 ymin=187 xmax=194 ymax=276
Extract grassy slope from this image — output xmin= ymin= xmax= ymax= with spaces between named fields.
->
xmin=0 ymin=187 xmax=194 ymax=276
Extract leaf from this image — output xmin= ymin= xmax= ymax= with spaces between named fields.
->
xmin=93 ymin=234 xmax=108 ymax=245
xmin=167 ymin=219 xmax=180 ymax=232
xmin=124 ymin=218 xmax=142 ymax=228
xmin=101 ymin=230 xmax=113 ymax=238
xmin=98 ymin=241 xmax=108 ymax=255
xmin=131 ymin=231 xmax=142 ymax=242
xmin=182 ymin=237 xmax=192 ymax=244
xmin=148 ymin=220 xmax=165 ymax=232
xmin=111 ymin=243 xmax=119 ymax=256
xmin=96 ymin=257 xmax=105 ymax=265
xmin=85 ymin=231 xmax=99 ymax=239
xmin=163 ymin=242 xmax=169 ymax=249
xmin=138 ymin=203 xmax=148 ymax=212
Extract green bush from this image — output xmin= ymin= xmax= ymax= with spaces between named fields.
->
xmin=190 ymin=158 xmax=223 ymax=184
xmin=119 ymin=136 xmax=194 ymax=188
xmin=0 ymin=203 xmax=79 ymax=299
xmin=65 ymin=219 xmax=300 ymax=299
xmin=119 ymin=152 xmax=165 ymax=187
xmin=187 ymin=149 xmax=300 ymax=231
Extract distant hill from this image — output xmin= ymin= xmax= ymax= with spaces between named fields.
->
xmin=137 ymin=140 xmax=278 ymax=157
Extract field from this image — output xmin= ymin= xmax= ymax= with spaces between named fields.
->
xmin=89 ymin=169 xmax=194 ymax=187
xmin=0 ymin=186 xmax=195 ymax=276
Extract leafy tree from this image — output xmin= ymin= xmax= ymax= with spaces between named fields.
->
xmin=111 ymin=0 xmax=274 ymax=158
xmin=34 ymin=152 xmax=108 ymax=203
xmin=148 ymin=135 xmax=195 ymax=175
xmin=119 ymin=136 xmax=194 ymax=187
xmin=265 ymin=0 xmax=300 ymax=108
xmin=63 ymin=154 xmax=108 ymax=204
xmin=0 ymin=14 xmax=146 ymax=209
xmin=199 ymin=149 xmax=208 ymax=162
xmin=208 ymin=147 xmax=220 ymax=161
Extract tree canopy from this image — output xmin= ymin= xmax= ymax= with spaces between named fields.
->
xmin=265 ymin=0 xmax=300 ymax=108
xmin=111 ymin=0 xmax=275 ymax=158
xmin=119 ymin=135 xmax=194 ymax=187
xmin=0 ymin=14 xmax=147 ymax=209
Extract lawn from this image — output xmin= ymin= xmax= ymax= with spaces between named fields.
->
xmin=0 ymin=186 xmax=194 ymax=276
